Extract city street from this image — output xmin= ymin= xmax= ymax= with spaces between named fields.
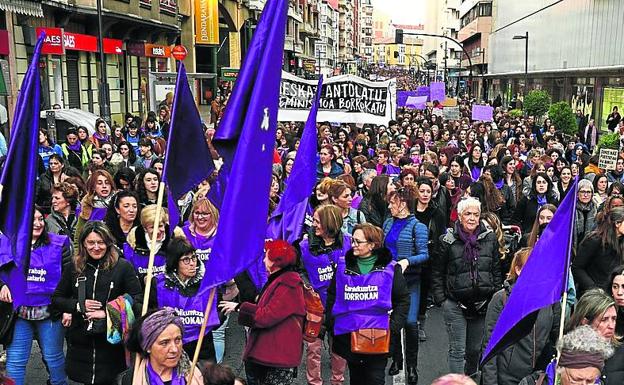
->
xmin=25 ymin=308 xmax=449 ymax=384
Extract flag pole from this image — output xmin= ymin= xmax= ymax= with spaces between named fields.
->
xmin=141 ymin=180 xmax=167 ymax=316
xmin=188 ymin=287 xmax=217 ymax=382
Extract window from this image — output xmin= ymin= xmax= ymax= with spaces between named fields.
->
xmin=479 ymin=3 xmax=492 ymax=16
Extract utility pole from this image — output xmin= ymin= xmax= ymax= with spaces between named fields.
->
xmin=96 ymin=0 xmax=110 ymax=125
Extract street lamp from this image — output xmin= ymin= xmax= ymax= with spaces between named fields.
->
xmin=513 ymin=32 xmax=529 ymax=96
xmin=476 ymin=48 xmax=486 ymax=101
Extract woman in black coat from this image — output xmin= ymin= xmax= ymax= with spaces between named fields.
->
xmin=512 ymin=172 xmax=558 ymax=233
xmin=358 ymin=175 xmax=395 ymax=228
xmin=52 ymin=221 xmax=142 ymax=385
xmin=604 ymin=264 xmax=624 ymax=384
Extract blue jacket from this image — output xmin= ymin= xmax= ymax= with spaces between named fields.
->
xmin=382 ymin=215 xmax=429 ymax=276
xmin=316 ymin=161 xmax=344 ymax=181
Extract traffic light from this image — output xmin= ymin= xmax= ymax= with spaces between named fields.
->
xmin=395 ymin=29 xmax=403 ymax=44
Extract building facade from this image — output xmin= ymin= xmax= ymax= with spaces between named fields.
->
xmin=357 ymin=0 xmax=373 ymax=63
xmin=487 ymin=0 xmax=624 ymax=128
xmin=458 ymin=0 xmax=492 ymax=101
xmin=315 ymin=0 xmax=338 ymax=77
xmin=423 ymin=0 xmax=462 ymax=92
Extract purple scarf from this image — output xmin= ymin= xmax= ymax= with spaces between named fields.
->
xmin=147 ymin=361 xmax=185 ymax=385
xmin=456 ymin=223 xmax=480 ymax=282
xmin=67 ymin=141 xmax=82 ymax=151
xmin=470 ymin=166 xmax=482 ymax=182
xmin=93 ymin=131 xmax=110 ymax=144
xmin=494 ymin=179 xmax=504 ymax=190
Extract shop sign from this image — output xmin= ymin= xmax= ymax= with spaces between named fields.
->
xmin=171 ymin=45 xmax=188 ymax=61
xmin=63 ymin=32 xmax=97 ymax=52
xmin=145 ymin=43 xmax=171 ymax=58
xmin=0 ymin=30 xmax=9 ymax=56
xmin=221 ymin=67 xmax=239 ymax=81
xmin=103 ymin=38 xmax=123 ymax=55
xmin=303 ymin=59 xmax=316 ymax=73
xmin=36 ymin=27 xmax=64 ymax=55
xmin=195 ymin=0 xmax=219 ymax=45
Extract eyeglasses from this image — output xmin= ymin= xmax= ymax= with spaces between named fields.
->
xmin=85 ymin=240 xmax=106 ymax=247
xmin=180 ymin=255 xmax=198 ymax=265
xmin=351 ymin=238 xmax=369 ymax=246
xmin=193 ymin=212 xmax=211 ymax=218
xmin=579 ymin=190 xmax=593 ymax=195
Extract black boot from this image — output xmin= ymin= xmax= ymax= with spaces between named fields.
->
xmin=388 ymin=330 xmax=403 ymax=376
xmin=404 ymin=324 xmax=420 ymax=385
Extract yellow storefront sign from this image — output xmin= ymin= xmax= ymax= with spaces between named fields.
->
xmin=195 ymin=0 xmax=219 ymax=45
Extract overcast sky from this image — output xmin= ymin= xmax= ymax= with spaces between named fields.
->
xmin=371 ymin=0 xmax=426 ymax=25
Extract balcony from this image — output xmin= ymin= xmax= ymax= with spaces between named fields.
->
xmin=284 ymin=36 xmax=295 ymax=51
xmin=301 ymin=22 xmax=321 ymax=39
xmin=295 ymin=41 xmax=304 ymax=54
xmin=247 ymin=0 xmax=266 ymax=11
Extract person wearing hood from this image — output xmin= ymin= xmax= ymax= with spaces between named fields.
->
xmin=481 ymin=248 xmax=560 ymax=385
xmin=148 ymin=238 xmax=218 ymax=365
xmin=123 ymin=204 xmax=185 ymax=283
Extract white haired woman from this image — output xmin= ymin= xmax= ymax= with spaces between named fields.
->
xmin=431 ymin=197 xmax=503 ymax=376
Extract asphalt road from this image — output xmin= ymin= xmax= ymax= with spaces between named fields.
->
xmin=24 ymin=307 xmax=450 ymax=385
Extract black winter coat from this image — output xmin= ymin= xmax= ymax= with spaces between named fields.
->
xmin=572 ymin=234 xmax=622 ymax=297
xmin=326 ymin=247 xmax=409 ymax=363
xmin=603 ymin=315 xmax=624 ymax=384
xmin=358 ymin=195 xmax=389 ymax=228
xmin=52 ymin=257 xmax=143 ymax=385
xmin=431 ymin=223 xmax=503 ymax=305
xmin=512 ymin=195 xmax=559 ymax=233
xmin=481 ymin=282 xmax=560 ymax=385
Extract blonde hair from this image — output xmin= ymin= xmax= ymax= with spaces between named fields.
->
xmin=507 ymin=247 xmax=531 ymax=282
xmin=189 ymin=197 xmax=219 ymax=231
xmin=315 ymin=204 xmax=344 ymax=238
xmin=140 ymin=204 xmax=170 ymax=229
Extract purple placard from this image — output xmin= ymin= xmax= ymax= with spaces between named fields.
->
xmin=471 ymin=105 xmax=494 ymax=122
xmin=430 ymin=82 xmax=446 ymax=102
xmin=397 ymin=91 xmax=418 ymax=107
xmin=406 ymin=96 xmax=428 ymax=110
xmin=416 ymin=86 xmax=430 ymax=101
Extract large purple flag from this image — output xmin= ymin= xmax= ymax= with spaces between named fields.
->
xmin=481 ymin=178 xmax=578 ymax=365
xmin=266 ymin=76 xmax=323 ymax=243
xmin=201 ymin=0 xmax=287 ymax=289
xmin=162 ymin=62 xmax=215 ymax=231
xmin=207 ymin=0 xmax=281 ymax=210
xmin=0 ymin=33 xmax=44 ymax=309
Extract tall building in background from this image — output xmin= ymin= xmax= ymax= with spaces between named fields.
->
xmin=315 ymin=0 xmax=339 ymax=77
xmin=458 ymin=0 xmax=492 ymax=101
xmin=487 ymin=0 xmax=624 ymax=128
xmin=372 ymin=7 xmax=393 ymax=40
xmin=423 ymin=0 xmax=461 ymax=93
xmin=338 ymin=0 xmax=355 ymax=64
xmin=358 ymin=0 xmax=374 ymax=63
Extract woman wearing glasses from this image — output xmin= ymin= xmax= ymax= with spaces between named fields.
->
xmin=52 ymin=221 xmax=142 ymax=385
xmin=148 ymin=237 xmax=219 ymax=366
xmin=123 ymin=204 xmax=184 ymax=283
xmin=326 ymin=223 xmax=409 ymax=385
xmin=573 ymin=207 xmax=624 ymax=298
xmin=182 ymin=197 xmax=219 ymax=263
xmin=382 ymin=188 xmax=429 ymax=384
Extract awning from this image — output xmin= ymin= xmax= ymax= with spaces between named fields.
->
xmin=0 ymin=0 xmax=43 ymax=17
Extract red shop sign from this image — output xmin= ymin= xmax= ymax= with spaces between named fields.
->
xmin=36 ymin=27 xmax=64 ymax=55
xmin=103 ymin=38 xmax=123 ymax=55
xmin=63 ymin=32 xmax=97 ymax=52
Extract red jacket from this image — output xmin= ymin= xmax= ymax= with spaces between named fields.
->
xmin=238 ymin=269 xmax=306 ymax=368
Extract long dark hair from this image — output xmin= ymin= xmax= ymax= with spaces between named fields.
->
xmin=527 ymin=204 xmax=557 ymax=247
xmin=104 ymin=190 xmax=141 ymax=248
xmin=366 ymin=175 xmax=392 ymax=215
xmin=136 ymin=168 xmax=161 ymax=206
xmin=74 ymin=221 xmax=120 ymax=275
xmin=589 ymin=206 xmax=624 ymax=256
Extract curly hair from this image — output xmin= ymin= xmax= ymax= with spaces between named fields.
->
xmin=558 ymin=325 xmax=614 ymax=362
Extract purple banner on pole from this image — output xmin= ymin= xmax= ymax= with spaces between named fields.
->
xmin=416 ymin=86 xmax=430 ymax=101
xmin=397 ymin=91 xmax=417 ymax=107
xmin=429 ymin=82 xmax=446 ymax=102
xmin=471 ymin=105 xmax=494 ymax=122
xmin=405 ymin=96 xmax=428 ymax=110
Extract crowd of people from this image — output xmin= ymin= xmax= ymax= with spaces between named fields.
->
xmin=0 ymin=91 xmax=623 ymax=385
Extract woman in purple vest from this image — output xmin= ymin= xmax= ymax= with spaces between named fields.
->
xmin=183 ymin=197 xmax=218 ymax=263
xmin=52 ymin=221 xmax=143 ymax=385
xmin=383 ymin=188 xmax=429 ymax=384
xmin=0 ymin=207 xmax=71 ymax=385
xmin=148 ymin=237 xmax=219 ymax=367
xmin=73 ymin=169 xmax=116 ymax=251
xmin=123 ymin=204 xmax=184 ymax=283
xmin=299 ymin=204 xmax=350 ymax=385
xmin=326 ymin=223 xmax=409 ymax=385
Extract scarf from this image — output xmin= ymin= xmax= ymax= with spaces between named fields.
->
xmin=93 ymin=131 xmax=110 ymax=143
xmin=494 ymin=179 xmax=504 ymax=190
xmin=536 ymin=194 xmax=547 ymax=210
xmin=139 ymin=307 xmax=185 ymax=352
xmin=147 ymin=361 xmax=185 ymax=385
xmin=455 ymin=223 xmax=480 ymax=282
xmin=470 ymin=166 xmax=482 ymax=182
xmin=67 ymin=141 xmax=82 ymax=151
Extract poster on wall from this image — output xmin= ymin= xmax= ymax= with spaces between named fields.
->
xmin=279 ymin=71 xmax=396 ymax=125
xmin=601 ymin=88 xmax=624 ymax=131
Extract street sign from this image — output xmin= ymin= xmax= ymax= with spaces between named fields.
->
xmin=172 ymin=45 xmax=188 ymax=61
xmin=221 ymin=68 xmax=239 ymax=81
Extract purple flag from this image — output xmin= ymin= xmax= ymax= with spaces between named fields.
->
xmin=162 ymin=62 xmax=215 ymax=231
xmin=405 ymin=96 xmax=428 ymax=110
xmin=207 ymin=0 xmax=281 ymax=210
xmin=429 ymin=82 xmax=446 ymax=103
xmin=201 ymin=0 xmax=287 ymax=289
xmin=0 ymin=33 xmax=45 ymax=309
xmin=481 ymin=179 xmax=578 ymax=365
xmin=266 ymin=76 xmax=323 ymax=243
xmin=471 ymin=104 xmax=494 ymax=122
xmin=397 ymin=91 xmax=417 ymax=107
xmin=416 ymin=86 xmax=430 ymax=101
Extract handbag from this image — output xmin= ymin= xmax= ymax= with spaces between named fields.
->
xmin=0 ymin=300 xmax=16 ymax=346
xmin=350 ymin=328 xmax=390 ymax=354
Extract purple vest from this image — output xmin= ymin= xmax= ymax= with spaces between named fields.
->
xmin=156 ymin=274 xmax=220 ymax=344
xmin=332 ymin=260 xmax=395 ymax=335
xmin=24 ymin=233 xmax=66 ymax=307
xmin=299 ymin=235 xmax=351 ymax=306
xmin=123 ymin=242 xmax=166 ymax=277
xmin=182 ymin=225 xmax=214 ymax=262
